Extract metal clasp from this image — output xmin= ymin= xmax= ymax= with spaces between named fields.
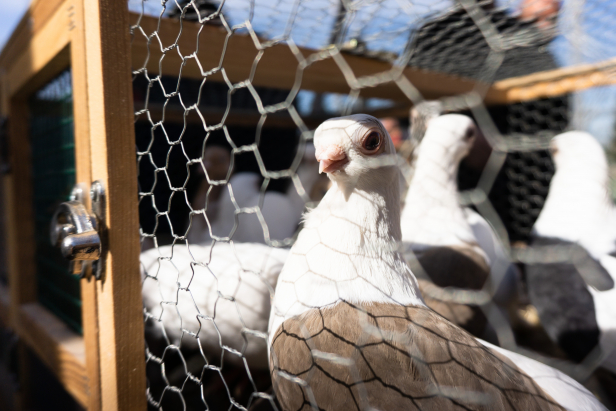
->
xmin=50 ymin=181 xmax=106 ymax=279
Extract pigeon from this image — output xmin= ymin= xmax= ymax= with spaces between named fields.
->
xmin=400 ymin=114 xmax=518 ymax=340
xmin=268 ymin=114 xmax=605 ymax=411
xmin=189 ymin=171 xmax=301 ymax=245
xmin=527 ymin=131 xmax=616 ymax=372
xmin=409 ymin=104 xmax=520 ymax=303
xmin=410 ymin=100 xmax=444 ymax=147
xmin=141 ymin=241 xmax=288 ymax=370
xmin=186 ymin=145 xmax=234 ymax=245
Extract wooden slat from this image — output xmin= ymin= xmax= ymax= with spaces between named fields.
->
xmin=1 ymin=5 xmax=79 ymax=409
xmin=1 ymin=2 xmax=103 ymax=409
xmin=17 ymin=303 xmax=88 ymax=408
xmin=138 ymin=103 xmax=334 ymax=128
xmin=0 ymin=283 xmax=9 ymax=325
xmin=488 ymin=56 xmax=616 ymax=103
xmin=130 ymin=13 xmax=482 ymax=104
xmin=0 ymin=0 xmax=66 ymax=69
xmin=84 ymin=1 xmax=146 ymax=410
xmin=6 ymin=99 xmax=36 ymax=325
xmin=3 ymin=36 xmax=38 ymax=411
xmin=130 ymin=13 xmax=616 ymax=107
xmin=71 ymin=1 xmax=101 ymax=410
xmin=2 ymin=1 xmax=72 ymax=99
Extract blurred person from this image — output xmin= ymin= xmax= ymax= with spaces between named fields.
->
xmin=520 ymin=0 xmax=560 ymax=31
xmin=379 ymin=117 xmax=407 ymax=150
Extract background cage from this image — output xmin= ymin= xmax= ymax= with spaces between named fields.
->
xmin=0 ymin=0 xmax=615 ymax=410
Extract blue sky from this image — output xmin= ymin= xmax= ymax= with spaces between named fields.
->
xmin=0 ymin=1 xmax=29 ymax=51
xmin=1 ymin=0 xmax=615 ymax=144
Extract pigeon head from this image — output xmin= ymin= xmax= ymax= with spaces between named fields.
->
xmin=420 ymin=114 xmax=479 ymax=164
xmin=313 ymin=114 xmax=396 ymax=188
xmin=410 ymin=100 xmax=443 ymax=144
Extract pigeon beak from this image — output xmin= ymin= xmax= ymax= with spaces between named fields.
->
xmin=316 ymin=144 xmax=349 ymax=174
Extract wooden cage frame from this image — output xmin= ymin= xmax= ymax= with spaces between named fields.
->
xmin=0 ymin=1 xmax=615 ymax=410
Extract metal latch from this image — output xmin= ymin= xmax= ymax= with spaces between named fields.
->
xmin=50 ymin=181 xmax=106 ymax=279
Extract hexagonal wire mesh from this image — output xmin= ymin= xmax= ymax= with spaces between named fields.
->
xmin=131 ymin=0 xmax=616 ymax=409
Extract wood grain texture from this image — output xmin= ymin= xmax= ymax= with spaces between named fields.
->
xmin=71 ymin=1 xmax=101 ymax=409
xmin=130 ymin=13 xmax=482 ymax=104
xmin=17 ymin=302 xmax=88 ymax=408
xmin=271 ymin=301 xmax=564 ymax=411
xmin=490 ymin=56 xmax=616 ymax=103
xmin=83 ymin=1 xmax=146 ymax=410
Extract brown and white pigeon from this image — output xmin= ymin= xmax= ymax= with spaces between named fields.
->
xmin=268 ymin=114 xmax=606 ymax=411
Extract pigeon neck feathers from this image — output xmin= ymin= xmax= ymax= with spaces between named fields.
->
xmin=269 ymin=172 xmax=425 ymax=344
xmin=402 ymin=115 xmax=482 ymax=252
xmin=307 ymin=168 xmax=402 ymax=245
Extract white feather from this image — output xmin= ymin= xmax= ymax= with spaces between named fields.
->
xmin=533 ymin=131 xmax=616 ymax=259
xmin=141 ymin=242 xmax=288 ymax=369
xmin=481 ymin=341 xmax=608 ymax=411
xmin=465 ymin=208 xmax=519 ymax=306
xmin=402 ymin=114 xmax=519 ymax=306
xmin=401 ymin=116 xmax=481 ymax=252
xmin=532 ymin=131 xmax=616 ymax=373
xmin=189 ymin=172 xmax=301 ymax=244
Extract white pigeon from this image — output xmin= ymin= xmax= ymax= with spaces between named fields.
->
xmin=186 ymin=145 xmax=234 ymax=245
xmin=528 ymin=131 xmax=616 ymax=373
xmin=268 ymin=114 xmax=605 ymax=411
xmin=400 ymin=114 xmax=518 ymax=339
xmin=189 ymin=171 xmax=301 ymax=245
xmin=141 ymin=241 xmax=289 ymax=370
xmin=409 ymin=105 xmax=520 ymax=303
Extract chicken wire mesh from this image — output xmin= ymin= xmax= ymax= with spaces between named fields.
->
xmin=130 ymin=0 xmax=616 ymax=409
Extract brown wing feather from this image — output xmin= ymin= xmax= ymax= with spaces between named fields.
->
xmin=270 ymin=301 xmax=564 ymax=411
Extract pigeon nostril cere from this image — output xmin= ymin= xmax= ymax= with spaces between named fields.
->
xmin=315 ymin=144 xmax=346 ymax=163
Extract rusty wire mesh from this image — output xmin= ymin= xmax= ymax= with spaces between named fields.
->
xmin=130 ymin=0 xmax=616 ymax=409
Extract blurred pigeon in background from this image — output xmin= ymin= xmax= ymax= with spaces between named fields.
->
xmin=401 ymin=114 xmax=519 ymax=341
xmin=142 ymin=241 xmax=289 ymax=370
xmin=188 ymin=147 xmax=302 ymax=245
xmin=528 ymin=131 xmax=616 ymax=372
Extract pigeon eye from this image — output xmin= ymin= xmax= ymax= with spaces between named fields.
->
xmin=464 ymin=128 xmax=474 ymax=141
xmin=363 ymin=131 xmax=382 ymax=152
